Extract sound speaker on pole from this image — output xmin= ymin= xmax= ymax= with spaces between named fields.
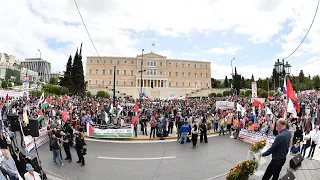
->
xmin=29 ymin=119 xmax=39 ymax=137
xmin=280 ymin=170 xmax=295 ymax=180
xmin=7 ymin=114 xmax=19 ymax=132
xmin=289 ymin=153 xmax=304 ymax=169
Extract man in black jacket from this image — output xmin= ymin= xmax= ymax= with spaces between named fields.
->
xmin=261 ymin=119 xmax=291 ymax=180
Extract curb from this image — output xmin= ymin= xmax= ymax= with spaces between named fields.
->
xmin=84 ymin=131 xmax=219 ymax=141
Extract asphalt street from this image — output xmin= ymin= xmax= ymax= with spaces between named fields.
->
xmin=30 ymin=134 xmax=250 ymax=180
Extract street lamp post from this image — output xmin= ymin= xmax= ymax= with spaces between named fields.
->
xmin=139 ymin=49 xmax=144 ymax=104
xmin=230 ymin=58 xmax=235 ymax=94
xmin=113 ymin=66 xmax=116 ymax=106
xmin=274 ymin=59 xmax=291 ymax=89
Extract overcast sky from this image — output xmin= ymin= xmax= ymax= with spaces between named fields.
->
xmin=1 ymin=0 xmax=320 ymax=79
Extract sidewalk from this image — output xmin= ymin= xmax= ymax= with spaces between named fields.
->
xmin=85 ymin=130 xmax=220 ymax=141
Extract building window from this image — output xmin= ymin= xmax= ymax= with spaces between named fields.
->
xmin=206 ymin=64 xmax=208 ymax=68
xmin=117 ymin=60 xmax=120 ymax=65
xmin=110 ymin=60 xmax=113 ymax=64
xmin=102 ymin=70 xmax=106 ymax=74
xmin=169 ymin=72 xmax=172 ymax=76
xmin=102 ymin=80 xmax=105 ymax=85
xmin=182 ymin=82 xmax=184 ymax=86
xmin=176 ymin=63 xmax=178 ymax=67
xmin=131 ymin=81 xmax=133 ymax=86
xmin=89 ymin=69 xmax=92 ymax=74
xmin=160 ymin=71 xmax=163 ymax=75
xmin=194 ymin=73 xmax=197 ymax=77
xmin=188 ymin=72 xmax=191 ymax=77
xmin=124 ymin=81 xmax=126 ymax=86
xmin=200 ymin=73 xmax=203 ymax=77
xmin=104 ymin=60 xmax=106 ymax=64
xmin=109 ymin=70 xmax=112 ymax=75
xmin=116 ymin=81 xmax=119 ymax=85
xmin=130 ymin=70 xmax=134 ymax=76
xmin=97 ymin=60 xmax=99 ymax=64
xmin=147 ymin=61 xmax=150 ymax=66
xmin=117 ymin=70 xmax=120 ymax=75
xmin=160 ymin=62 xmax=163 ymax=66
xmin=95 ymin=80 xmax=98 ymax=84
xmin=90 ymin=60 xmax=92 ymax=64
xmin=182 ymin=72 xmax=185 ymax=77
xmin=96 ymin=69 xmax=99 ymax=74
xmin=189 ymin=83 xmax=191 ymax=86
xmin=206 ymin=83 xmax=208 ymax=86
xmin=200 ymin=64 xmax=202 ymax=68
xmin=109 ymin=81 xmax=112 ymax=85
xmin=89 ymin=80 xmax=91 ymax=84
xmin=169 ymin=62 xmax=171 ymax=66
xmin=182 ymin=63 xmax=185 ymax=68
xmin=124 ymin=61 xmax=127 ymax=64
xmin=188 ymin=64 xmax=190 ymax=68
xmin=124 ymin=70 xmax=127 ymax=75
xmin=175 ymin=72 xmax=178 ymax=77
xmin=176 ymin=82 xmax=178 ymax=86
xmin=206 ymin=73 xmax=208 ymax=78
xmin=194 ymin=64 xmax=197 ymax=68
xmin=132 ymin=60 xmax=134 ymax=64
xmin=169 ymin=82 xmax=171 ymax=86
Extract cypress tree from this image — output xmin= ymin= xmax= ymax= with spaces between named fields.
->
xmin=72 ymin=43 xmax=86 ymax=96
xmin=60 ymin=55 xmax=74 ymax=93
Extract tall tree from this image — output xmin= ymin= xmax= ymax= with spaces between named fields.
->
xmin=271 ymin=68 xmax=280 ymax=89
xmin=251 ymin=74 xmax=255 ymax=82
xmin=313 ymin=75 xmax=320 ymax=89
xmin=240 ymin=76 xmax=246 ymax=89
xmin=232 ymin=67 xmax=240 ymax=95
xmin=72 ymin=43 xmax=86 ymax=96
xmin=60 ymin=55 xmax=74 ymax=93
xmin=298 ymin=70 xmax=305 ymax=83
xmin=224 ymin=76 xmax=229 ymax=88
xmin=211 ymin=78 xmax=221 ymax=88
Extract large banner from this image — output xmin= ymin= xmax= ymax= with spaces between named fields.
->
xmin=252 ymin=82 xmax=257 ymax=97
xmin=216 ymin=101 xmax=234 ymax=110
xmin=24 ymin=127 xmax=50 ymax=153
xmin=0 ymin=90 xmax=23 ymax=98
xmin=238 ymin=129 xmax=275 ymax=147
xmin=89 ymin=127 xmax=134 ymax=138
xmin=22 ymin=76 xmax=29 ymax=97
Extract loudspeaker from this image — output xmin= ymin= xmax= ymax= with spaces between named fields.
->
xmin=29 ymin=119 xmax=39 ymax=137
xmin=290 ymin=153 xmax=304 ymax=169
xmin=280 ymin=170 xmax=295 ymax=180
xmin=7 ymin=114 xmax=19 ymax=132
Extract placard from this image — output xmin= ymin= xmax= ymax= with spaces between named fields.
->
xmin=216 ymin=101 xmax=234 ymax=110
xmin=0 ymin=90 xmax=23 ymax=98
xmin=24 ymin=127 xmax=50 ymax=153
xmin=22 ymin=76 xmax=29 ymax=97
xmin=252 ymin=82 xmax=257 ymax=97
xmin=89 ymin=127 xmax=134 ymax=138
xmin=238 ymin=129 xmax=275 ymax=147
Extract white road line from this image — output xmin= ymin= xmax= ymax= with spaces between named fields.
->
xmin=97 ymin=156 xmax=176 ymax=160
xmin=201 ymin=172 xmax=228 ymax=180
xmin=85 ymin=134 xmax=219 ymax=144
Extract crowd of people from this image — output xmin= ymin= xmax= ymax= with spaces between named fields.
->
xmin=0 ymin=89 xmax=318 ymax=179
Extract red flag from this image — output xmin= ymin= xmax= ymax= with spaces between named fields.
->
xmin=131 ymin=112 xmax=141 ymax=125
xmin=253 ymin=100 xmax=264 ymax=108
xmin=56 ymin=99 xmax=61 ymax=106
xmin=46 ymin=95 xmax=51 ymax=104
xmin=61 ymin=109 xmax=68 ymax=122
xmin=143 ymin=99 xmax=147 ymax=103
xmin=62 ymin=94 xmax=67 ymax=101
xmin=93 ymin=102 xmax=97 ymax=109
xmin=69 ymin=103 xmax=73 ymax=111
xmin=5 ymin=94 xmax=8 ymax=101
xmin=148 ymin=97 xmax=153 ymax=101
xmin=39 ymin=109 xmax=44 ymax=117
xmin=133 ymin=103 xmax=139 ymax=112
xmin=268 ymin=95 xmax=272 ymax=100
xmin=286 ymin=76 xmax=300 ymax=113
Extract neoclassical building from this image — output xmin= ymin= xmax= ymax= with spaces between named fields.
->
xmin=86 ymin=52 xmax=211 ymax=98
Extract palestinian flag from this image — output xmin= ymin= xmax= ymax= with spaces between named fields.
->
xmin=38 ymin=110 xmax=44 ymax=121
xmin=41 ymin=95 xmax=51 ymax=109
xmin=87 ymin=122 xmax=95 ymax=136
xmin=109 ymin=104 xmax=114 ymax=114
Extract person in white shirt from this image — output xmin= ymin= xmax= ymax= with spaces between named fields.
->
xmin=301 ymin=130 xmax=311 ymax=157
xmin=24 ymin=163 xmax=41 ymax=180
xmin=307 ymin=125 xmax=320 ymax=159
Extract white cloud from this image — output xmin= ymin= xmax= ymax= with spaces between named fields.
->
xmin=207 ymin=46 xmax=243 ymax=55
xmin=180 ymin=53 xmax=196 ymax=57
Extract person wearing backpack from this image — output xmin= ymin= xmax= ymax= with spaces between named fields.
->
xmin=149 ymin=117 xmax=157 ymax=139
xmin=49 ymin=135 xmax=64 ymax=167
xmin=191 ymin=123 xmax=199 ymax=149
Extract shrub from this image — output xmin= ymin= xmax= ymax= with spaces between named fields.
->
xmin=1 ymin=81 xmax=7 ymax=88
xmin=239 ymin=91 xmax=245 ymax=96
xmin=259 ymin=90 xmax=268 ymax=98
xmin=216 ymin=93 xmax=223 ymax=97
xmin=86 ymin=91 xmax=92 ymax=97
xmin=50 ymin=85 xmax=60 ymax=95
xmin=223 ymin=90 xmax=232 ymax=96
xmin=30 ymin=90 xmax=37 ymax=96
xmin=208 ymin=92 xmax=216 ymax=98
xmin=245 ymin=90 xmax=252 ymax=97
xmin=96 ymin=91 xmax=106 ymax=98
xmin=8 ymin=82 xmax=12 ymax=87
xmin=60 ymin=86 xmax=69 ymax=95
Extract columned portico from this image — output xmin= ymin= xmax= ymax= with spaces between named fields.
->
xmin=136 ymin=78 xmax=168 ymax=88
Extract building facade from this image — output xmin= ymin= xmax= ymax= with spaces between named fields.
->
xmin=21 ymin=58 xmax=51 ymax=83
xmin=0 ymin=53 xmax=16 ymax=66
xmin=86 ymin=52 xmax=211 ymax=98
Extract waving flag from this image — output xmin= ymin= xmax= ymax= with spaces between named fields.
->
xmin=37 ymin=110 xmax=44 ymax=121
xmin=23 ymin=111 xmax=29 ymax=124
xmin=283 ymin=77 xmax=287 ymax=95
xmin=109 ymin=104 xmax=114 ymax=114
xmin=131 ymin=112 xmax=142 ymax=125
xmin=286 ymin=76 xmax=300 ymax=113
xmin=61 ymin=108 xmax=68 ymax=122
xmin=104 ymin=111 xmax=110 ymax=125
xmin=133 ymin=103 xmax=139 ymax=112
xmin=41 ymin=95 xmax=51 ymax=109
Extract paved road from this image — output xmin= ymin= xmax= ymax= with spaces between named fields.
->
xmin=32 ymin=135 xmax=250 ymax=180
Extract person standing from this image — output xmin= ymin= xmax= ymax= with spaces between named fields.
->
xmin=178 ymin=122 xmax=189 ymax=144
xmin=49 ymin=135 xmax=64 ymax=167
xmin=2 ymin=150 xmax=20 ymax=180
xmin=75 ymin=132 xmax=86 ymax=166
xmin=24 ymin=163 xmax=41 ymax=180
xmin=301 ymin=130 xmax=311 ymax=157
xmin=307 ymin=125 xmax=320 ymax=159
xmin=261 ymin=119 xmax=291 ymax=180
xmin=60 ymin=132 xmax=72 ymax=162
xmin=149 ymin=117 xmax=157 ymax=139
xmin=191 ymin=123 xmax=199 ymax=148
xmin=199 ymin=123 xmax=208 ymax=143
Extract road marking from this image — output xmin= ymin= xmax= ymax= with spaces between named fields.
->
xmin=201 ymin=172 xmax=228 ymax=180
xmin=85 ymin=134 xmax=219 ymax=144
xmin=97 ymin=156 xmax=176 ymax=161
xmin=44 ymin=168 xmax=70 ymax=180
